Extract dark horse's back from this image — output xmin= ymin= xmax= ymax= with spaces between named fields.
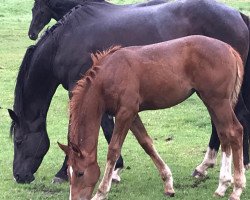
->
xmin=48 ymin=0 xmax=248 ymax=91
xmin=12 ymin=0 xmax=250 ymax=184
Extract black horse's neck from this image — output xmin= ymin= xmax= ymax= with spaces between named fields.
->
xmin=14 ymin=43 xmax=59 ymax=131
xmin=48 ymin=0 xmax=106 ymax=20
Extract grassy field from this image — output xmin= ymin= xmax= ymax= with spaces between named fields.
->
xmin=0 ymin=0 xmax=250 ymax=199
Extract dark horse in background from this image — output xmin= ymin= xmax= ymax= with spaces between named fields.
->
xmin=28 ymin=0 xmax=167 ymax=40
xmin=27 ymin=0 xmax=250 ymax=184
xmin=28 ymin=0 xmax=169 ymax=183
xmin=9 ymin=0 xmax=250 ymax=184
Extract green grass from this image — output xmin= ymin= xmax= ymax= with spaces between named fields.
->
xmin=0 ymin=0 xmax=250 ymax=199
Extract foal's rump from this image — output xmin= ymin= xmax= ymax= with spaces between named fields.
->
xmin=99 ymin=36 xmax=243 ymax=111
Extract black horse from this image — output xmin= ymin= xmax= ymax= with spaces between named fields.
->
xmin=28 ymin=0 xmax=168 ymax=40
xmin=9 ymin=0 xmax=250 ymax=184
xmin=28 ymin=0 xmax=168 ymax=184
xmin=29 ymin=0 xmax=250 ymax=179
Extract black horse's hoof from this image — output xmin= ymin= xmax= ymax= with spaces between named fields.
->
xmin=244 ymin=164 xmax=250 ymax=170
xmin=165 ymin=192 xmax=175 ymax=197
xmin=52 ymin=177 xmax=68 ymax=184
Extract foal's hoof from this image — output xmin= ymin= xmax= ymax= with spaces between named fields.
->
xmin=192 ymin=169 xmax=206 ymax=179
xmin=213 ymin=191 xmax=225 ymax=198
xmin=229 ymin=195 xmax=240 ymax=200
xmin=52 ymin=177 xmax=67 ymax=184
xmin=164 ymin=192 xmax=175 ymax=197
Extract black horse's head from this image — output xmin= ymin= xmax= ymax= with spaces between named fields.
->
xmin=29 ymin=0 xmax=54 ymax=40
xmin=9 ymin=109 xmax=50 ymax=183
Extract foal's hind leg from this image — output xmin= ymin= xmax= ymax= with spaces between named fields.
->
xmin=206 ymin=100 xmax=245 ymax=199
xmin=130 ymin=114 xmax=175 ymax=197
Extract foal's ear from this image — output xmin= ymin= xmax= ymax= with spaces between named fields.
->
xmin=8 ymin=109 xmax=19 ymax=124
xmin=70 ymin=142 xmax=84 ymax=158
xmin=58 ymin=142 xmax=69 ymax=155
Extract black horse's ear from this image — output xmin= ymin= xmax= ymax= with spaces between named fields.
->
xmin=69 ymin=142 xmax=84 ymax=158
xmin=8 ymin=109 xmax=19 ymax=124
xmin=58 ymin=142 xmax=69 ymax=155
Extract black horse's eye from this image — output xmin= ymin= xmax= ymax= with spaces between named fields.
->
xmin=76 ymin=172 xmax=84 ymax=177
xmin=15 ymin=139 xmax=23 ymax=146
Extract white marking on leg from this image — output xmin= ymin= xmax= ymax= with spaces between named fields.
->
xmin=112 ymin=168 xmax=122 ymax=183
xmin=152 ymin=146 xmax=174 ymax=194
xmin=92 ymin=161 xmax=114 ymax=200
xmin=195 ymin=147 xmax=217 ymax=177
xmin=230 ymin=164 xmax=246 ymax=200
xmin=215 ymin=151 xmax=232 ymax=197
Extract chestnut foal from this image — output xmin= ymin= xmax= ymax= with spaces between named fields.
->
xmin=59 ymin=35 xmax=245 ymax=200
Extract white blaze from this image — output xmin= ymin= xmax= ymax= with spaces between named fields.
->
xmin=69 ymin=166 xmax=73 ymax=200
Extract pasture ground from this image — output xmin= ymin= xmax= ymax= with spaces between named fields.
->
xmin=0 ymin=0 xmax=250 ymax=199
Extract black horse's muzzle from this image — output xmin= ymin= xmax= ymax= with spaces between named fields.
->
xmin=14 ymin=172 xmax=35 ymax=184
xmin=29 ymin=33 xmax=38 ymax=40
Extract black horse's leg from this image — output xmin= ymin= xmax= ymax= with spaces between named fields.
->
xmin=235 ymin=94 xmax=250 ymax=168
xmin=53 ymin=156 xmax=69 ymax=183
xmin=243 ymin=118 xmax=250 ymax=167
xmin=101 ymin=112 xmax=124 ymax=183
xmin=192 ymin=122 xmax=219 ymax=178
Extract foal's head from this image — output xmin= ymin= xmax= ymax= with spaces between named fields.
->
xmin=58 ymin=142 xmax=100 ymax=200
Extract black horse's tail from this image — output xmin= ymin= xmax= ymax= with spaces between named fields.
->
xmin=240 ymin=12 xmax=250 ymax=107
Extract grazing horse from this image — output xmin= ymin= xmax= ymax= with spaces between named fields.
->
xmin=59 ymin=36 xmax=245 ymax=200
xmin=28 ymin=0 xmax=250 ymax=177
xmin=9 ymin=0 xmax=250 ymax=184
xmin=28 ymin=0 xmax=168 ymax=40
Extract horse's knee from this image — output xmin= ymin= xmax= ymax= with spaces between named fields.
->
xmin=107 ymin=146 xmax=121 ymax=164
xmin=228 ymin=123 xmax=243 ymax=147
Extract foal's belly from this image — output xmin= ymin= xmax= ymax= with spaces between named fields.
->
xmin=139 ymin=78 xmax=194 ymax=111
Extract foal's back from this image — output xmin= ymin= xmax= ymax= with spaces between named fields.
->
xmin=98 ymin=35 xmax=242 ymax=112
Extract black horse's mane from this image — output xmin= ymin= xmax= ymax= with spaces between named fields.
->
xmin=12 ymin=2 xmax=104 ymax=132
xmin=37 ymin=1 xmax=104 ymax=44
xmin=14 ymin=45 xmax=37 ymax=116
xmin=11 ymin=45 xmax=37 ymax=136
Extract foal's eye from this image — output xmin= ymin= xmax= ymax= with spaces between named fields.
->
xmin=76 ymin=172 xmax=84 ymax=177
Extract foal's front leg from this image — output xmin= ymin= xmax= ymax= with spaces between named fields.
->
xmin=101 ymin=112 xmax=124 ymax=183
xmin=92 ymin=107 xmax=136 ymax=200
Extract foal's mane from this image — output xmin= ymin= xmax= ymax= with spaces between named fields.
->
xmin=70 ymin=46 xmax=121 ymax=141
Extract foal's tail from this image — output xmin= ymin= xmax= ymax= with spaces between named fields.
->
xmin=230 ymin=47 xmax=244 ymax=107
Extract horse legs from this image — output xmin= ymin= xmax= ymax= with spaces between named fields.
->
xmin=53 ymin=156 xmax=69 ymax=183
xmin=193 ymin=94 xmax=250 ymax=179
xmin=206 ymin=100 xmax=245 ymax=199
xmin=130 ymin=114 xmax=174 ymax=196
xmin=101 ymin=112 xmax=124 ymax=183
xmin=92 ymin=106 xmax=137 ymax=200
xmin=193 ymin=123 xmax=218 ymax=178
